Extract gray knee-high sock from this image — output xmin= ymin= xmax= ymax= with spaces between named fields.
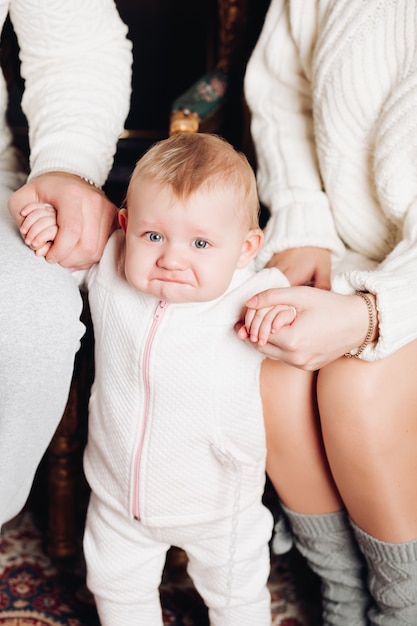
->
xmin=352 ymin=521 xmax=417 ymax=625
xmin=281 ymin=504 xmax=370 ymax=625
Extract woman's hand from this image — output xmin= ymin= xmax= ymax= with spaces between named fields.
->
xmin=267 ymin=247 xmax=331 ymax=289
xmin=236 ymin=286 xmax=373 ymax=371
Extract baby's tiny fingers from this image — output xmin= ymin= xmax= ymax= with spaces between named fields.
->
xmin=28 ymin=224 xmax=58 ymax=251
xmin=287 ymin=306 xmax=297 ymax=323
xmin=20 ymin=202 xmax=55 ymax=217
xmin=35 ymin=242 xmax=53 ymax=257
xmin=246 ymin=307 xmax=274 ymax=342
xmin=244 ymin=307 xmax=256 ymax=329
xmin=270 ymin=306 xmax=298 ymax=334
xmin=255 ymin=306 xmax=297 ymax=346
xmin=257 ymin=307 xmax=284 ymax=345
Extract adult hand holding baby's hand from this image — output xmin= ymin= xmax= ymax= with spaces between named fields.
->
xmin=236 ymin=286 xmax=369 ymax=371
xmin=9 ymin=172 xmax=117 ymax=270
xmin=237 ymin=301 xmax=297 ymax=347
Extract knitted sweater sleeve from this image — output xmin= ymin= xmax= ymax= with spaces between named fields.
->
xmin=333 ymin=58 xmax=417 ymax=360
xmin=9 ymin=0 xmax=132 ymax=187
xmin=246 ymin=0 xmax=417 ymax=360
xmin=244 ymin=0 xmax=344 ymax=268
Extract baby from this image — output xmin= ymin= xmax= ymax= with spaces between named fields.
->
xmin=20 ymin=133 xmax=293 ymax=626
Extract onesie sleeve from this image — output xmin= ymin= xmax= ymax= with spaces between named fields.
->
xmin=244 ymin=0 xmax=344 ymax=268
xmin=9 ymin=0 xmax=132 ymax=187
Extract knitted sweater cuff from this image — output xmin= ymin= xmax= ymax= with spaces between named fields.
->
xmin=332 ymin=268 xmax=417 ymax=360
xmin=27 ymin=137 xmax=115 ymax=188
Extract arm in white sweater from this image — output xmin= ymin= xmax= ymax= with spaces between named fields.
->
xmin=9 ymin=0 xmax=132 ymax=186
xmin=246 ymin=0 xmax=417 ymax=360
xmin=244 ymin=0 xmax=344 ymax=268
xmin=334 ymin=56 xmax=417 ymax=359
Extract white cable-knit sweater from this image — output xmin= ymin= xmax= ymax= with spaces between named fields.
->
xmin=82 ymin=230 xmax=289 ymax=526
xmin=0 ymin=0 xmax=132 ymax=186
xmin=245 ymin=0 xmax=417 ymax=360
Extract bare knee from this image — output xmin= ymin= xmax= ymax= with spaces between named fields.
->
xmin=318 ymin=358 xmax=387 ymax=451
xmin=317 ymin=347 xmax=417 ymax=464
xmin=261 ymin=359 xmax=317 ymax=447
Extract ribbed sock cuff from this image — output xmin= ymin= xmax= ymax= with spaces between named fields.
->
xmin=351 ymin=521 xmax=417 ymax=563
xmin=281 ymin=503 xmax=349 ymax=537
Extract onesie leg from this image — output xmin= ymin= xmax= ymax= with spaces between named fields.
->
xmin=84 ymin=494 xmax=169 ymax=626
xmin=184 ymin=502 xmax=273 ymax=626
xmin=0 ymin=195 xmax=84 ymax=526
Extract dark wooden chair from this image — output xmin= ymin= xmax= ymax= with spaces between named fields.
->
xmin=169 ymin=0 xmax=249 ymax=137
xmin=46 ymin=294 xmax=94 ymax=559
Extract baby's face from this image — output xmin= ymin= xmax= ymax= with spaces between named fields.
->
xmin=119 ymin=179 xmax=253 ymax=303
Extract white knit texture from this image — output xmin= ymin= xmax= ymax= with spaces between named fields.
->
xmin=83 ymin=231 xmax=289 ymax=527
xmin=6 ymin=0 xmax=132 ymax=186
xmin=245 ymin=0 xmax=417 ymax=358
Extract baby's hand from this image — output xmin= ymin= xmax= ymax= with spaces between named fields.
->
xmin=238 ymin=304 xmax=297 ymax=346
xmin=20 ymin=202 xmax=57 ymax=257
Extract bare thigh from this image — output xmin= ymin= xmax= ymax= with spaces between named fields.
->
xmin=261 ymin=358 xmax=341 ymax=514
xmin=317 ymin=341 xmax=417 ymax=541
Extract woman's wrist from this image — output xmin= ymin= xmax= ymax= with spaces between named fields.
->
xmin=344 ymin=291 xmax=378 ymax=358
xmin=32 ymin=171 xmax=102 ymax=190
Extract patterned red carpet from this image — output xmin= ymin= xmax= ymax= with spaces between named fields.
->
xmin=0 ymin=509 xmax=321 ymax=625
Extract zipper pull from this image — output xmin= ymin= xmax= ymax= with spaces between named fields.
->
xmin=154 ymin=300 xmax=168 ymax=320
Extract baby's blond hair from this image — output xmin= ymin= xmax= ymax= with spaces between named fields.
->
xmin=126 ymin=133 xmax=260 ymax=229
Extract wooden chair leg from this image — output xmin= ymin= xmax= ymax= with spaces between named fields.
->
xmin=47 ymin=295 xmax=93 ymax=561
xmin=47 ymin=377 xmax=81 ymax=560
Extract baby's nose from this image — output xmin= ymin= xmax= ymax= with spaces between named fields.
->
xmin=157 ymin=247 xmax=188 ymax=269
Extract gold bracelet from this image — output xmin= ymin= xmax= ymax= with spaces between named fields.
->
xmin=79 ymin=175 xmax=101 ymax=190
xmin=344 ymin=291 xmax=376 ymax=359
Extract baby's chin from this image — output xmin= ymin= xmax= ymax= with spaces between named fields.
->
xmin=130 ymin=279 xmax=222 ymax=304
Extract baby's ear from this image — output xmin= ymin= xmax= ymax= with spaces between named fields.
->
xmin=237 ymin=228 xmax=264 ymax=268
xmin=118 ymin=208 xmax=128 ymax=233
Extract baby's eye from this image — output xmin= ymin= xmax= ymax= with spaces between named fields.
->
xmin=146 ymin=232 xmax=163 ymax=242
xmin=193 ymin=239 xmax=209 ymax=249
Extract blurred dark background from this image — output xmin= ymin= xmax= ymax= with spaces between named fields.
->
xmin=110 ymin=0 xmax=270 ymax=205
xmin=2 ymin=0 xmax=271 ymax=206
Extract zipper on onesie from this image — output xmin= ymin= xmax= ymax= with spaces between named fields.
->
xmin=132 ymin=300 xmax=168 ymax=520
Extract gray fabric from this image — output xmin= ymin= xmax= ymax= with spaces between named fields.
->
xmin=352 ymin=521 xmax=417 ymax=625
xmin=0 ymin=184 xmax=84 ymax=527
xmin=282 ymin=504 xmax=370 ymax=625
xmin=272 ymin=514 xmax=294 ymax=554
